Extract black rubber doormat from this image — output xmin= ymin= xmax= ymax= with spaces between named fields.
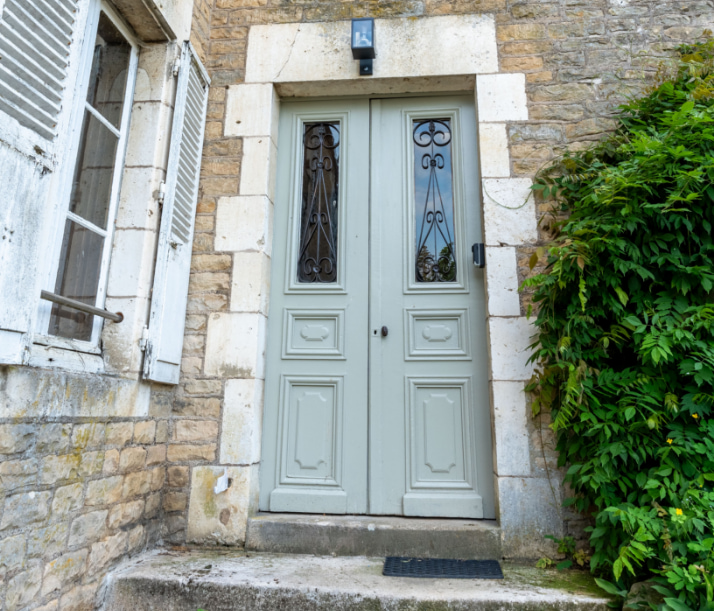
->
xmin=383 ymin=557 xmax=504 ymax=579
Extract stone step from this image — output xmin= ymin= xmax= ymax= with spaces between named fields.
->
xmin=103 ymin=549 xmax=612 ymax=611
xmin=245 ymin=513 xmax=503 ymax=559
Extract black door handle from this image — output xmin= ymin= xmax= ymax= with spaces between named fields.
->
xmin=381 ymin=326 xmax=388 ymax=337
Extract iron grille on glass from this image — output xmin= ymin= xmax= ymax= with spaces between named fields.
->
xmin=297 ymin=122 xmax=340 ymax=283
xmin=414 ymin=119 xmax=457 ymax=283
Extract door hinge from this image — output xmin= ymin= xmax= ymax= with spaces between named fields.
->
xmin=157 ymin=181 xmax=166 ymax=206
xmin=172 ymin=57 xmax=181 ymax=77
xmin=139 ymin=326 xmax=149 ymax=351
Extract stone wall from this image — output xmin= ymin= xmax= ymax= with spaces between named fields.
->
xmin=167 ymin=0 xmax=714 ymax=557
xmin=0 ymin=372 xmax=167 ymax=611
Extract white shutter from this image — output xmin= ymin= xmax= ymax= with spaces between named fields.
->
xmin=0 ymin=144 xmax=50 ymax=364
xmin=0 ymin=0 xmax=81 ymax=364
xmin=0 ymin=0 xmax=80 ymax=143
xmin=143 ymin=42 xmax=210 ymax=385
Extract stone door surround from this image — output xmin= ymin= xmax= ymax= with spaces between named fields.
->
xmin=191 ymin=13 xmax=561 ymax=557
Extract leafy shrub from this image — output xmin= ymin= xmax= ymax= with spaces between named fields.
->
xmin=525 ymin=36 xmax=714 ymax=610
xmin=537 ymin=535 xmax=592 ymax=571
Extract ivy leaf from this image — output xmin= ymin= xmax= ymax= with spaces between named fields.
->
xmin=578 ymin=276 xmax=588 ymax=311
xmin=680 ymin=99 xmax=696 ymax=114
xmin=615 ymin=287 xmax=629 ymax=306
xmin=594 ymin=578 xmax=627 ymax=598
xmin=556 ymin=559 xmax=573 ymax=570
xmin=613 ymin=558 xmax=624 ymax=581
xmin=706 ymin=185 xmax=714 ymax=203
xmin=664 ymin=599 xmax=694 ymax=611
xmin=529 ymin=252 xmax=539 ymax=270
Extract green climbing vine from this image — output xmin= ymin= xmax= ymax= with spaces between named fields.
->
xmin=524 ymin=35 xmax=714 ymax=610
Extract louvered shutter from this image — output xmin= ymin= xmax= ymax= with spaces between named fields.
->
xmin=0 ymin=0 xmax=79 ymax=143
xmin=143 ymin=42 xmax=209 ymax=385
xmin=0 ymin=0 xmax=80 ymax=364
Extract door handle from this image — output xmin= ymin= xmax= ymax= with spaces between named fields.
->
xmin=472 ymin=243 xmax=485 ymax=268
xmin=381 ymin=326 xmax=388 ymax=337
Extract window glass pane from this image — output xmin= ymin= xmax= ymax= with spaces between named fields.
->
xmin=414 ymin=119 xmax=457 ymax=283
xmin=48 ymin=220 xmax=104 ymax=341
xmin=297 ymin=122 xmax=340 ymax=283
xmin=68 ymin=110 xmax=118 ymax=229
xmin=86 ymin=12 xmax=131 ymax=128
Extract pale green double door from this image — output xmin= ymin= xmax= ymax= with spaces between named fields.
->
xmin=259 ymin=96 xmax=495 ymax=519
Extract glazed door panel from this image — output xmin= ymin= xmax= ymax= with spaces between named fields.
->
xmin=259 ymin=99 xmax=370 ymax=514
xmin=368 ymin=96 xmax=494 ymax=518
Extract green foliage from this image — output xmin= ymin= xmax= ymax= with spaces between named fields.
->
xmin=537 ymin=556 xmax=556 ymax=569
xmin=538 ymin=535 xmax=592 ymax=571
xmin=525 ymin=36 xmax=714 ymax=611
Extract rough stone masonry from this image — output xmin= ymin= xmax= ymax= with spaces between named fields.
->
xmin=1 ymin=1 xmax=713 ymax=610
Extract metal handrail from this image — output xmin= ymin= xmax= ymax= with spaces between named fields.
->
xmin=40 ymin=291 xmax=124 ymax=323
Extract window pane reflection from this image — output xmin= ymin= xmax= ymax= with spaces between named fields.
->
xmin=68 ymin=111 xmax=118 ymax=229
xmin=86 ymin=12 xmax=131 ymax=128
xmin=414 ymin=119 xmax=457 ymax=283
xmin=48 ymin=220 xmax=104 ymax=341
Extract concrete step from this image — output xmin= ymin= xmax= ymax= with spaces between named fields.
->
xmin=246 ymin=513 xmax=502 ymax=559
xmin=103 ymin=549 xmax=612 ymax=611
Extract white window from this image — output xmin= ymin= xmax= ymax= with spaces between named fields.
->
xmin=35 ymin=0 xmax=138 ymax=350
xmin=0 ymin=0 xmax=209 ymax=379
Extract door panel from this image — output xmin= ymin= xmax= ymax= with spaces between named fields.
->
xmin=260 ymin=95 xmax=494 ymax=519
xmin=259 ymin=99 xmax=370 ymax=514
xmin=369 ymin=97 xmax=494 ymax=519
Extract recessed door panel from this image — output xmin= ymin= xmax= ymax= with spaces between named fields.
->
xmin=406 ymin=309 xmax=470 ymax=359
xmin=281 ymin=376 xmax=342 ymax=482
xmin=283 ymin=309 xmax=345 ymax=359
xmin=410 ymin=378 xmax=469 ymax=484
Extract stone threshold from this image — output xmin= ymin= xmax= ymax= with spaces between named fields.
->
xmin=245 ymin=512 xmax=502 ymax=559
xmin=103 ymin=549 xmax=612 ymax=611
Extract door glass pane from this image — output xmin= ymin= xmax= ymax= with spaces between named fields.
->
xmin=48 ymin=220 xmax=105 ymax=341
xmin=68 ymin=110 xmax=119 ymax=229
xmin=414 ymin=119 xmax=457 ymax=283
xmin=297 ymin=122 xmax=340 ymax=283
xmin=86 ymin=12 xmax=131 ymax=128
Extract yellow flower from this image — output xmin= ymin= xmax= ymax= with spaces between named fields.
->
xmin=693 ymin=413 xmax=699 ymax=419
xmin=667 ymin=438 xmax=673 ymax=444
xmin=676 ymin=508 xmax=683 ymax=516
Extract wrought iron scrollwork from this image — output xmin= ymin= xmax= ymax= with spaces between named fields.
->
xmin=298 ymin=123 xmax=340 ymax=283
xmin=414 ymin=119 xmax=457 ymax=283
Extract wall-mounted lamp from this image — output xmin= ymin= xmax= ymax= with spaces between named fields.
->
xmin=351 ymin=18 xmax=375 ymax=76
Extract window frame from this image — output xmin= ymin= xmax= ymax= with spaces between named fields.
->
xmin=34 ymin=0 xmax=139 ymax=354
